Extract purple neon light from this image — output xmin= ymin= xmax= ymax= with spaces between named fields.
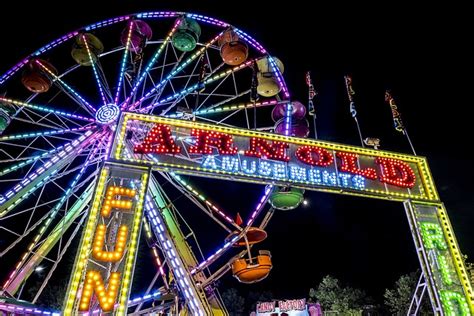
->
xmin=2 ymin=139 xmax=102 ymax=290
xmin=114 ymin=21 xmax=134 ymax=105
xmin=0 ymin=97 xmax=95 ymax=123
xmin=0 ymin=303 xmax=59 ymax=315
xmin=145 ymin=196 xmax=204 ymax=315
xmin=85 ymin=16 xmax=130 ymax=31
xmin=122 ymin=19 xmax=182 ymax=108
xmin=190 ymin=185 xmax=272 ymax=275
xmin=0 ymin=130 xmax=94 ymax=206
xmin=104 ymin=130 xmax=114 ymax=160
xmin=234 ymin=29 xmax=266 ymax=54
xmin=82 ymin=35 xmax=109 ymax=107
xmin=284 ymin=102 xmax=292 ymax=136
xmin=268 ymin=56 xmax=290 ymax=98
xmin=169 ymin=172 xmax=239 ymax=228
xmin=34 ymin=32 xmax=79 ymax=56
xmin=35 ymin=60 xmax=96 ymax=113
xmin=1 ymin=12 xmax=274 ymax=107
xmin=127 ymin=31 xmax=225 ymax=111
xmin=186 ymin=13 xmax=229 ymax=27
xmin=0 ymin=125 xmax=94 ymax=142
xmin=0 ymin=59 xmax=28 ymax=85
xmin=137 ymin=12 xmax=179 ymax=19
xmin=137 ymin=59 xmax=253 ymax=113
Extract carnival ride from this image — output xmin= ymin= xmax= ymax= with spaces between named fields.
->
xmin=0 ymin=11 xmax=472 ymax=315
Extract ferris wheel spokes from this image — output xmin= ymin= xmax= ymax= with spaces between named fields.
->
xmin=128 ymin=30 xmax=225 ymax=112
xmin=2 ymin=180 xmax=96 ymax=297
xmin=0 ymin=130 xmax=97 ymax=217
xmin=123 ymin=19 xmax=181 ymax=108
xmin=35 ymin=60 xmax=97 ymax=115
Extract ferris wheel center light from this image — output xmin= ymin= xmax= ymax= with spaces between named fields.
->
xmin=96 ymin=104 xmax=120 ymax=124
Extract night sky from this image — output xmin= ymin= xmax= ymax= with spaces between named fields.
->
xmin=0 ymin=0 xmax=472 ymax=306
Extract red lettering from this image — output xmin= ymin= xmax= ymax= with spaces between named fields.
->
xmin=134 ymin=124 xmax=181 ymax=154
xmin=189 ymin=129 xmax=238 ymax=155
xmin=296 ymin=145 xmax=333 ymax=166
xmin=336 ymin=152 xmax=377 ymax=180
xmin=244 ymin=137 xmax=289 ymax=162
xmin=375 ymin=157 xmax=416 ymax=188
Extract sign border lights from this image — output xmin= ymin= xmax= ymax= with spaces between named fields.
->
xmin=405 ymin=201 xmax=474 ymax=315
xmin=63 ymin=165 xmax=149 ymax=315
xmin=114 ymin=113 xmax=439 ymax=202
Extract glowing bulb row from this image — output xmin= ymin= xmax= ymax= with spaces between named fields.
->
xmin=144 ymin=196 xmax=204 ymax=314
xmin=92 ymin=225 xmax=128 ymax=262
xmin=101 ymin=185 xmax=136 ymax=217
xmin=189 ymin=129 xmax=238 ymax=155
xmin=79 ymin=271 xmax=120 ymax=312
xmin=244 ymin=137 xmax=289 ymax=162
xmin=134 ymin=124 xmax=180 ymax=154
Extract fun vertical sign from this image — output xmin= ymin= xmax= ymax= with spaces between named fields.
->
xmin=405 ymin=201 xmax=474 ymax=315
xmin=63 ymin=165 xmax=149 ymax=315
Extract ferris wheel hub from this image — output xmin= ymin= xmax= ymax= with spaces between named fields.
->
xmin=96 ymin=104 xmax=120 ymax=124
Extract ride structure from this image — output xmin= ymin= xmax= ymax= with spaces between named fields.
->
xmin=0 ymin=11 xmax=472 ymax=315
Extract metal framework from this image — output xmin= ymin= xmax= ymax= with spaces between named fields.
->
xmin=0 ymin=11 xmax=472 ymax=316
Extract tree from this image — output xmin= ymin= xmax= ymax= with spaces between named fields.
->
xmin=384 ymin=272 xmax=431 ymax=315
xmin=247 ymin=290 xmax=273 ymax=313
xmin=309 ymin=275 xmax=368 ymax=314
xmin=221 ymin=288 xmax=245 ymax=315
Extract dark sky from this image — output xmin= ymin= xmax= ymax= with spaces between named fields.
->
xmin=0 ymin=0 xmax=472 ymax=305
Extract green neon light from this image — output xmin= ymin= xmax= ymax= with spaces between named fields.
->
xmin=440 ymin=290 xmax=471 ymax=316
xmin=438 ymin=254 xmax=453 ymax=285
xmin=419 ymin=222 xmax=448 ymax=250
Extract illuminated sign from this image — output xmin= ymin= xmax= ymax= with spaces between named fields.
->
xmin=405 ymin=202 xmax=473 ymax=315
xmin=113 ymin=114 xmax=438 ymax=202
xmin=63 ymin=165 xmax=149 ymax=315
xmin=256 ymin=299 xmax=320 ymax=316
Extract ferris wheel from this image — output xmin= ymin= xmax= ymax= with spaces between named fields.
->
xmin=0 ymin=11 xmax=308 ymax=315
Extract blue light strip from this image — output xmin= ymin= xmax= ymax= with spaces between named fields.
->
xmin=122 ymin=19 xmax=181 ymax=108
xmin=145 ymin=195 xmax=205 ymax=315
xmin=0 ymin=130 xmax=94 ymax=213
xmin=268 ymin=55 xmax=289 ymax=98
xmin=190 ymin=185 xmax=271 ymax=275
xmin=0 ymin=303 xmax=60 ymax=315
xmin=35 ymin=60 xmax=96 ymax=113
xmin=0 ymin=97 xmax=95 ymax=123
xmin=82 ymin=34 xmax=109 ymax=107
xmin=114 ymin=21 xmax=134 ymax=105
xmin=138 ymin=59 xmax=253 ymax=113
xmin=0 ymin=125 xmax=94 ymax=142
xmin=2 ymin=140 xmax=102 ymax=290
xmin=128 ymin=31 xmax=225 ymax=111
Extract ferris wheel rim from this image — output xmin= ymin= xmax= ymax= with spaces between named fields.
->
xmin=0 ymin=11 xmax=287 ymax=313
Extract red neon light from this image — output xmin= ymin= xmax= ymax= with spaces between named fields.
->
xmin=375 ymin=157 xmax=416 ymax=188
xmin=134 ymin=123 xmax=181 ymax=154
xmin=295 ymin=145 xmax=333 ymax=166
xmin=132 ymin=123 xmax=418 ymax=189
xmin=189 ymin=129 xmax=238 ymax=155
xmin=244 ymin=137 xmax=289 ymax=162
xmin=336 ymin=152 xmax=377 ymax=180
